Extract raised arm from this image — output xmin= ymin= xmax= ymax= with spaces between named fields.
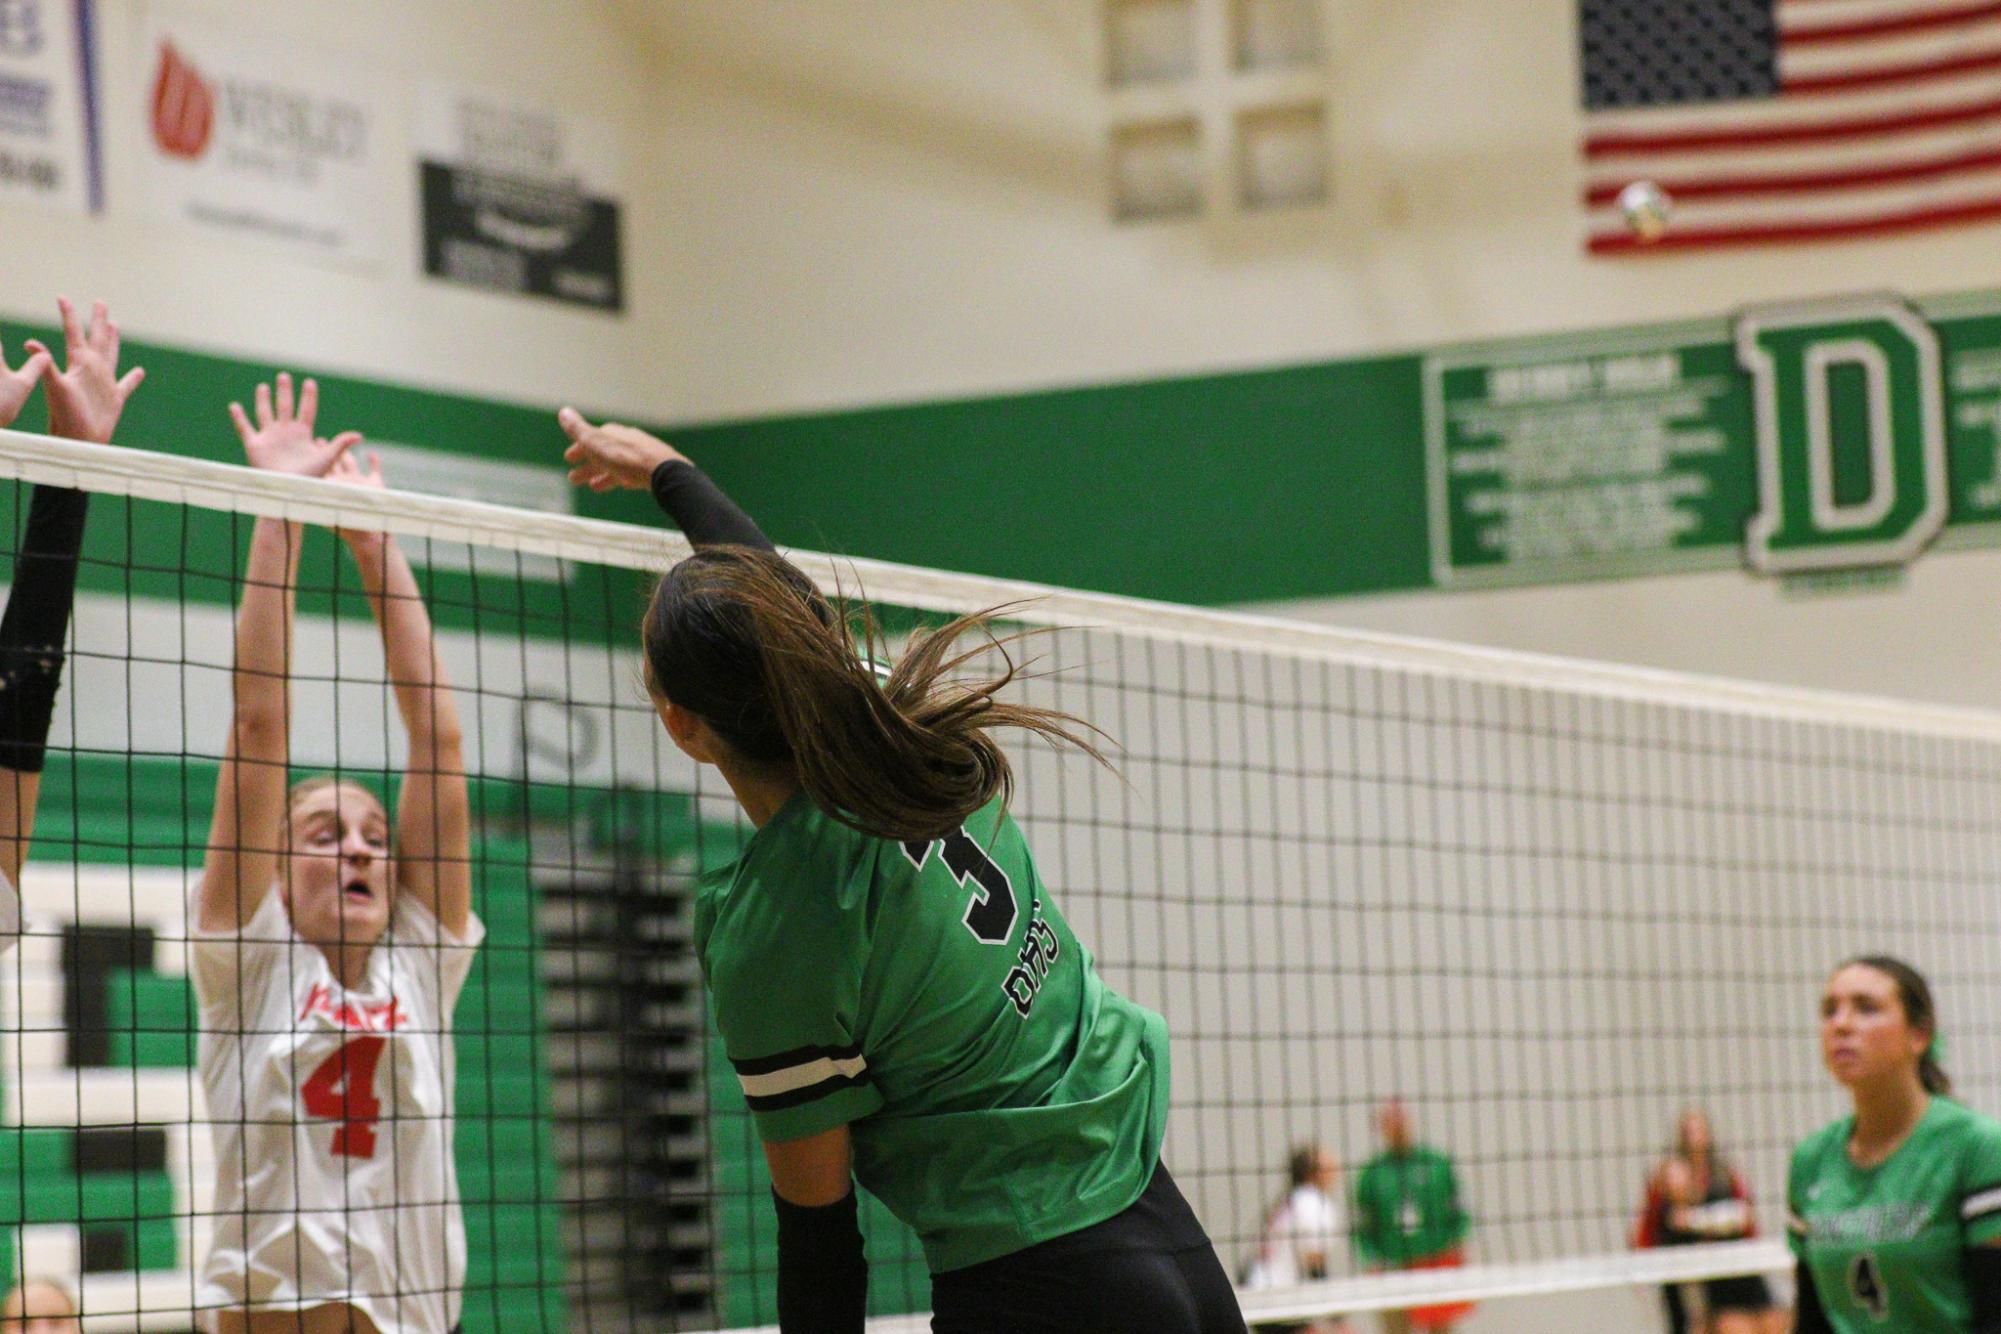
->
xmin=197 ymin=374 xmax=356 ymax=932
xmin=556 ymin=408 xmax=775 ymax=551
xmin=0 ymin=298 xmax=144 ymax=886
xmin=329 ymin=451 xmax=470 ymax=937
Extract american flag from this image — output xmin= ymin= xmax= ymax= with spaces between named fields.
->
xmin=1582 ymin=0 xmax=2001 ymax=253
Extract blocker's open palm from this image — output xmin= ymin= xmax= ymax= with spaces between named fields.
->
xmin=24 ymin=297 xmax=145 ymax=443
xmin=229 ymin=371 xmax=360 ymax=477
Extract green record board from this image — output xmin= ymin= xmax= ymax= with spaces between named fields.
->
xmin=1425 ymin=292 xmax=2001 ymax=589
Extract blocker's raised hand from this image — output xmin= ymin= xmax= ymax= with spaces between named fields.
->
xmin=326 ymin=447 xmax=389 ymax=550
xmin=229 ymin=371 xmax=360 ymax=477
xmin=557 ymin=406 xmax=687 ymax=492
xmin=24 ymin=297 xmax=145 ymax=443
xmin=0 ymin=332 xmax=51 ymax=430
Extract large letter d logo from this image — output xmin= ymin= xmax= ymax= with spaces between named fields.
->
xmin=1737 ymin=296 xmax=1947 ymax=575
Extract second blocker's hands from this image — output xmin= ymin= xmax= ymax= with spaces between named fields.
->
xmin=325 ymin=448 xmax=388 ymax=551
xmin=25 ymin=297 xmax=146 ymax=443
xmin=0 ymin=333 xmax=51 ymax=430
xmin=229 ymin=372 xmax=360 ymax=477
xmin=557 ymin=407 xmax=687 ymax=492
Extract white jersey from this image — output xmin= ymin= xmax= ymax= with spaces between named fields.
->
xmin=1245 ymin=1184 xmax=1347 ymax=1289
xmin=0 ymin=866 xmax=16 ymax=951
xmin=190 ymin=887 xmax=483 ymax=1334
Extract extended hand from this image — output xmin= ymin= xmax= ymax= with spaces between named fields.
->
xmin=229 ymin=372 xmax=360 ymax=477
xmin=557 ymin=406 xmax=687 ymax=492
xmin=25 ymin=298 xmax=146 ymax=443
xmin=326 ymin=448 xmax=388 ymax=549
xmin=0 ymin=333 xmax=50 ymax=430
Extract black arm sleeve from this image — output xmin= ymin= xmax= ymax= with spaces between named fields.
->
xmin=0 ymin=486 xmax=89 ymax=773
xmin=1967 ymin=1246 xmax=2001 ymax=1333
xmin=650 ymin=459 xmax=775 ymax=552
xmin=773 ymin=1187 xmax=867 ymax=1334
xmin=1794 ymin=1259 xmax=1835 ymax=1334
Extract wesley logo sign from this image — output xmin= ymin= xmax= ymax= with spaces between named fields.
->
xmin=148 ymin=40 xmax=209 ymax=159
xmin=139 ymin=5 xmax=390 ymax=266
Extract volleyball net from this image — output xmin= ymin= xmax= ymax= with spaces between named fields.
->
xmin=3 ymin=425 xmax=1998 ymax=1330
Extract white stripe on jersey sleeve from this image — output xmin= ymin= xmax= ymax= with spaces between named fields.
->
xmin=1962 ymin=1187 xmax=2001 ymax=1221
xmin=738 ymin=1052 xmax=870 ymax=1100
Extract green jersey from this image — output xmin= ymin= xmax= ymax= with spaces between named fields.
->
xmin=1353 ymin=1146 xmax=1470 ymax=1268
xmin=694 ymin=792 xmax=1172 ymax=1272
xmin=1788 ymin=1097 xmax=2001 ymax=1333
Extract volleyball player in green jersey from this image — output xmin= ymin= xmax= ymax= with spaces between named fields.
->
xmin=556 ymin=410 xmax=1244 ymax=1334
xmin=1789 ymin=956 xmax=2001 ymax=1333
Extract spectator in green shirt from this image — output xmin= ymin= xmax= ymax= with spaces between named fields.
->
xmin=1352 ymin=1101 xmax=1473 ymax=1334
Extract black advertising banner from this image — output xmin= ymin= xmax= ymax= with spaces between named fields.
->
xmin=417 ymin=84 xmax=623 ymax=312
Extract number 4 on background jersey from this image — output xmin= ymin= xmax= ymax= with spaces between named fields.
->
xmin=1848 ymin=1252 xmax=1888 ymax=1320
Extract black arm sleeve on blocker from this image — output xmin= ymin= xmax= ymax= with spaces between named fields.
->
xmin=772 ymin=1187 xmax=867 ymax=1334
xmin=1794 ymin=1260 xmax=1835 ymax=1334
xmin=1966 ymin=1245 xmax=2001 ymax=1333
xmin=0 ymin=486 xmax=89 ymax=773
xmin=650 ymin=459 xmax=776 ymax=552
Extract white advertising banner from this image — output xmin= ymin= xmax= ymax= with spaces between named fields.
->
xmin=0 ymin=0 xmax=101 ymax=213
xmin=139 ymin=3 xmax=392 ymax=265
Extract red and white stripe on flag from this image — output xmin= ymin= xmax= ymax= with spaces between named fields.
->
xmin=1585 ymin=0 xmax=2001 ymax=253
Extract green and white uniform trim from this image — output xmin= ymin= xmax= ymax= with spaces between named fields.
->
xmin=730 ymin=1041 xmax=873 ymax=1113
xmin=695 ymin=792 xmax=1172 ymax=1273
xmin=1788 ymin=1097 xmax=2001 ymax=1332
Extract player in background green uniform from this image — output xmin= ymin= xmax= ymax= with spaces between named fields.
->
xmin=1789 ymin=956 xmax=2001 ymax=1334
xmin=556 ymin=412 xmax=1243 ymax=1334
xmin=1352 ymin=1101 xmax=1472 ymax=1334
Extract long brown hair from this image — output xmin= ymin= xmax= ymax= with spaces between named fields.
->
xmin=1844 ymin=954 xmax=1952 ymax=1095
xmin=642 ymin=547 xmax=1108 ymax=842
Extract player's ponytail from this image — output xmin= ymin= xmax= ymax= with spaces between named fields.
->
xmin=643 ymin=547 xmax=1109 ymax=843
xmin=1846 ymin=954 xmax=1952 ymax=1096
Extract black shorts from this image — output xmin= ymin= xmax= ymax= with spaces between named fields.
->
xmin=929 ymin=1162 xmax=1246 ymax=1334
xmin=1706 ymin=1273 xmax=1775 ymax=1312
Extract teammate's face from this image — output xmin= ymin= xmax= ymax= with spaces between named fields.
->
xmin=1 ymin=1280 xmax=80 ymax=1333
xmin=1379 ymin=1102 xmax=1412 ymax=1150
xmin=1679 ymin=1111 xmax=1712 ymax=1155
xmin=1820 ymin=964 xmax=1928 ymax=1089
xmin=282 ymin=783 xmax=392 ymax=952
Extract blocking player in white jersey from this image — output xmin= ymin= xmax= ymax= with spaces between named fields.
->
xmin=193 ymin=374 xmax=478 ymax=1334
xmin=0 ymin=298 xmax=145 ymax=951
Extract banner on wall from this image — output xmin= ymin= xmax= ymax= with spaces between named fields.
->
xmin=138 ymin=4 xmax=391 ymax=266
xmin=416 ymin=83 xmax=624 ymax=312
xmin=1423 ymin=290 xmax=2001 ymax=588
xmin=0 ymin=0 xmax=101 ymax=213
